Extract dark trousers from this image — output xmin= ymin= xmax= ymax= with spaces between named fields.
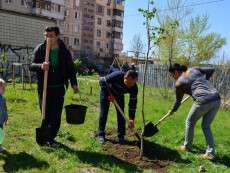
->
xmin=98 ymin=88 xmax=126 ymax=138
xmin=38 ymin=86 xmax=65 ymax=141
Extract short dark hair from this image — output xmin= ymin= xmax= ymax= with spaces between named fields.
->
xmin=45 ymin=26 xmax=60 ymax=36
xmin=169 ymin=63 xmax=187 ymax=73
xmin=125 ymin=70 xmax=138 ymax=79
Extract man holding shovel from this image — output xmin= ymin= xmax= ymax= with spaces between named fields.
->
xmin=98 ymin=70 xmax=138 ymax=144
xmin=30 ymin=26 xmax=79 ymax=147
xmin=168 ymin=63 xmax=221 ymax=160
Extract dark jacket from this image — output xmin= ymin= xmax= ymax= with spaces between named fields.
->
xmin=99 ymin=71 xmax=138 ymax=120
xmin=30 ymin=39 xmax=77 ymax=91
xmin=0 ymin=95 xmax=8 ymax=126
xmin=171 ymin=67 xmax=220 ymax=112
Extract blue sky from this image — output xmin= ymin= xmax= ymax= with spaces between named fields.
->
xmin=123 ymin=0 xmax=230 ymax=58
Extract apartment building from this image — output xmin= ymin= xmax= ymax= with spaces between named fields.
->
xmin=64 ymin=0 xmax=125 ymax=58
xmin=31 ymin=0 xmax=65 ymax=20
xmin=0 ymin=0 xmax=57 ymax=63
xmin=0 ymin=0 xmax=32 ymax=14
xmin=0 ymin=0 xmax=125 ymax=60
xmin=111 ymin=0 xmax=124 ymax=57
xmin=94 ymin=0 xmax=124 ymax=58
xmin=79 ymin=0 xmax=95 ymax=57
xmin=60 ymin=0 xmax=81 ymax=56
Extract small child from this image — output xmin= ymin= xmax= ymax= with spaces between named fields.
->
xmin=0 ymin=78 xmax=8 ymax=152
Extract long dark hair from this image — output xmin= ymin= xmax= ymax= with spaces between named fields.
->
xmin=169 ymin=63 xmax=187 ymax=74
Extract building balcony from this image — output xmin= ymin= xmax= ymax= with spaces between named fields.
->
xmin=114 ymin=4 xmax=124 ymax=11
xmin=50 ymin=0 xmax=64 ymax=5
xmin=112 ymin=26 xmax=122 ymax=32
xmin=32 ymin=8 xmax=64 ymax=20
xmin=112 ymin=39 xmax=123 ymax=51
xmin=112 ymin=15 xmax=123 ymax=21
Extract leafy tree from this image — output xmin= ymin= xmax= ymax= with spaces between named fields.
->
xmin=180 ymin=15 xmax=226 ymax=65
xmin=156 ymin=0 xmax=226 ymax=65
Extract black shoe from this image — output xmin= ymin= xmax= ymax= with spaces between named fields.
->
xmin=118 ymin=137 xmax=125 ymax=145
xmin=45 ymin=140 xmax=61 ymax=148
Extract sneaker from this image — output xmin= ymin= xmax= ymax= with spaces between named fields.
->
xmin=118 ymin=137 xmax=125 ymax=145
xmin=200 ymin=153 xmax=215 ymax=160
xmin=45 ymin=140 xmax=61 ymax=149
xmin=178 ymin=145 xmax=191 ymax=152
xmin=98 ymin=136 xmax=105 ymax=144
xmin=0 ymin=147 xmax=6 ymax=153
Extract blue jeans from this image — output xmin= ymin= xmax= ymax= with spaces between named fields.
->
xmin=98 ymin=88 xmax=126 ymax=138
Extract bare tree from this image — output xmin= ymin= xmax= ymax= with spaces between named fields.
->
xmin=130 ymin=34 xmax=145 ymax=58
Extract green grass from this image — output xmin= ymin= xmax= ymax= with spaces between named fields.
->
xmin=0 ymin=76 xmax=229 ymax=173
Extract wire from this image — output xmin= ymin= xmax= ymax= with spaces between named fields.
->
xmin=124 ymin=0 xmax=225 ymax=17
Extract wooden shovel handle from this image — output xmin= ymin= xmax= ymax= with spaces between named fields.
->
xmin=41 ymin=38 xmax=51 ymax=121
xmin=155 ymin=95 xmax=190 ymax=126
xmin=112 ymin=99 xmax=128 ymax=122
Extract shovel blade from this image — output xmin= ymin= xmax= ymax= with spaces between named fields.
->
xmin=143 ymin=122 xmax=159 ymax=137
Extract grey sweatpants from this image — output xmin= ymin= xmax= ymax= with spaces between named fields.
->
xmin=184 ymin=99 xmax=221 ymax=155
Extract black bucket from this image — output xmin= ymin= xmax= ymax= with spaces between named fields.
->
xmin=65 ymin=104 xmax=87 ymax=124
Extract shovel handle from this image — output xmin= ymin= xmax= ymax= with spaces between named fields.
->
xmin=155 ymin=95 xmax=190 ymax=126
xmin=112 ymin=99 xmax=128 ymax=122
xmin=41 ymin=38 xmax=51 ymax=121
xmin=113 ymin=99 xmax=141 ymax=140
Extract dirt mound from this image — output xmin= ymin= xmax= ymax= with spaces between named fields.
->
xmin=102 ymin=129 xmax=189 ymax=173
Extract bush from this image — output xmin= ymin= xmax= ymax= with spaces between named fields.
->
xmin=74 ymin=57 xmax=97 ymax=75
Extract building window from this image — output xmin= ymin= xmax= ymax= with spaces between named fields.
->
xmin=112 ymin=20 xmax=123 ymax=28
xmin=75 ymin=12 xmax=78 ymax=19
xmin=5 ymin=0 xmax=12 ymax=3
xmin=96 ymin=41 xmax=101 ymax=49
xmin=75 ymin=24 xmax=80 ymax=33
xmin=65 ymin=10 xmax=70 ymax=17
xmin=64 ymin=37 xmax=69 ymax=45
xmin=97 ymin=18 xmax=102 ymax=25
xmin=45 ymin=2 xmax=51 ymax=11
xmin=113 ymin=31 xmax=122 ymax=39
xmin=107 ymin=9 xmax=111 ymax=16
xmin=74 ymin=38 xmax=80 ymax=46
xmin=51 ymin=4 xmax=55 ymax=11
xmin=107 ymin=0 xmax=111 ymax=5
xmin=107 ymin=20 xmax=111 ymax=27
xmin=57 ymin=5 xmax=61 ymax=12
xmin=97 ymin=30 xmax=101 ymax=37
xmin=21 ymin=0 xmax=24 ymax=5
xmin=97 ymin=5 xmax=103 ymax=14
xmin=116 ymin=0 xmax=123 ymax=5
xmin=65 ymin=24 xmax=69 ymax=32
xmin=106 ymin=43 xmax=109 ymax=49
xmin=106 ymin=32 xmax=111 ymax=38
xmin=113 ymin=9 xmax=123 ymax=17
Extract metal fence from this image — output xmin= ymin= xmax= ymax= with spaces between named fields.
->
xmin=138 ymin=64 xmax=230 ymax=96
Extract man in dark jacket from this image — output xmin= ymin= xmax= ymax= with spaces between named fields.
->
xmin=30 ymin=26 xmax=79 ymax=147
xmin=98 ymin=70 xmax=138 ymax=144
